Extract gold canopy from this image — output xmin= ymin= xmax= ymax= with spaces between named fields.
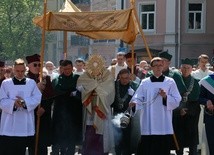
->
xmin=33 ymin=9 xmax=139 ymax=44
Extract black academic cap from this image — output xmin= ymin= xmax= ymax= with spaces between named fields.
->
xmin=181 ymin=58 xmax=193 ymax=66
xmin=158 ymin=50 xmax=172 ymax=61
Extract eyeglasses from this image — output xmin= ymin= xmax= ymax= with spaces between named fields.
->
xmin=33 ymin=63 xmax=41 ymax=67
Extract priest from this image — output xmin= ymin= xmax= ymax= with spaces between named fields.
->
xmin=77 ymin=54 xmax=115 ymax=155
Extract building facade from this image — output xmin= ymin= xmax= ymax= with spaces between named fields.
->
xmin=45 ymin=0 xmax=214 ymax=67
xmin=126 ymin=0 xmax=214 ymax=66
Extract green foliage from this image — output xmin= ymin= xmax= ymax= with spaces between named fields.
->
xmin=0 ymin=0 xmax=44 ymax=61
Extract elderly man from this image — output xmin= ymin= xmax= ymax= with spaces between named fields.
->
xmin=130 ymin=57 xmax=181 ymax=155
xmin=0 ymin=58 xmax=41 ymax=155
xmin=175 ymin=58 xmax=201 ymax=155
xmin=26 ymin=54 xmax=55 ymax=155
xmin=45 ymin=61 xmax=58 ymax=81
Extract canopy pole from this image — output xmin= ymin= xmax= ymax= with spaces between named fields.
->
xmin=131 ymin=43 xmax=135 ymax=74
xmin=63 ymin=31 xmax=68 ymax=59
xmin=35 ymin=0 xmax=47 ymax=155
xmin=130 ymin=0 xmax=152 ymax=60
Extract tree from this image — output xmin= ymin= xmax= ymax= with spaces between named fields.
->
xmin=0 ymin=0 xmax=44 ymax=61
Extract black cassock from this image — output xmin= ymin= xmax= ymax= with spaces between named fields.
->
xmin=52 ymin=73 xmax=82 ymax=155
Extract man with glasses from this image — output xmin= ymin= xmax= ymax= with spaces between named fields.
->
xmin=175 ymin=58 xmax=201 ymax=155
xmin=129 ymin=57 xmax=181 ymax=155
xmin=0 ymin=58 xmax=41 ymax=155
xmin=146 ymin=51 xmax=187 ymax=152
xmin=26 ymin=54 xmax=55 ymax=155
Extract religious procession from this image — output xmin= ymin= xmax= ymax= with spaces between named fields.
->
xmin=0 ymin=0 xmax=214 ymax=155
xmin=0 ymin=51 xmax=214 ymax=155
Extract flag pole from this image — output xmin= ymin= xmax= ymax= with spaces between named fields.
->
xmin=35 ymin=0 xmax=47 ymax=155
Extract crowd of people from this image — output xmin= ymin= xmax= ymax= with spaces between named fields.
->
xmin=0 ymin=51 xmax=213 ymax=155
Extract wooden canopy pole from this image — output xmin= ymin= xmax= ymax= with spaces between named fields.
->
xmin=35 ymin=0 xmax=47 ymax=155
xmin=131 ymin=43 xmax=135 ymax=74
xmin=63 ymin=31 xmax=68 ymax=59
xmin=130 ymin=0 xmax=152 ymax=60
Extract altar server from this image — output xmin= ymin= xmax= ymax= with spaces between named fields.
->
xmin=130 ymin=57 xmax=181 ymax=155
xmin=0 ymin=58 xmax=42 ymax=155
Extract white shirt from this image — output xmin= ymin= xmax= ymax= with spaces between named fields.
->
xmin=47 ymin=72 xmax=59 ymax=81
xmin=108 ymin=63 xmax=127 ymax=80
xmin=0 ymin=78 xmax=42 ymax=137
xmin=73 ymin=70 xmax=85 ymax=76
xmin=191 ymin=68 xmax=213 ymax=80
xmin=131 ymin=76 xmax=181 ymax=135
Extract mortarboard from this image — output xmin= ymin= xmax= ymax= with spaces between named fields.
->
xmin=158 ymin=51 xmax=172 ymax=61
xmin=181 ymin=58 xmax=193 ymax=66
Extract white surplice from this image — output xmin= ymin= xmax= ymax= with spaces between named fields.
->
xmin=131 ymin=76 xmax=181 ymax=135
xmin=0 ymin=78 xmax=42 ymax=137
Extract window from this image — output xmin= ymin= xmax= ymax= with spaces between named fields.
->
xmin=93 ymin=39 xmax=115 ymax=44
xmin=70 ymin=36 xmax=90 ymax=46
xmin=188 ymin=3 xmax=202 ymax=30
xmin=139 ymin=3 xmax=155 ymax=31
xmin=187 ymin=1 xmax=206 ymax=33
xmin=72 ymin=0 xmax=90 ymax=4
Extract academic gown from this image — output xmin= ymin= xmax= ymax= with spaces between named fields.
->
xmin=174 ymin=75 xmax=201 ymax=150
xmin=51 ymin=73 xmax=82 ymax=147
